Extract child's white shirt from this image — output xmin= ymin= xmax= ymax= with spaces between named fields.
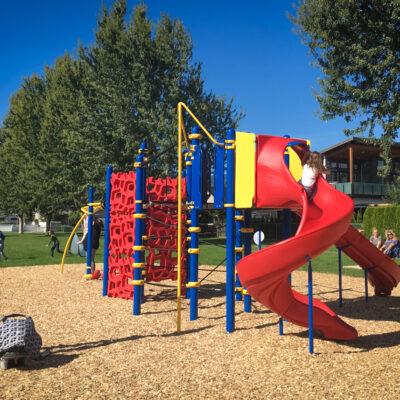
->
xmin=301 ymin=164 xmax=317 ymax=187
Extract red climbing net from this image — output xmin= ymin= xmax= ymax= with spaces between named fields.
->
xmin=107 ymin=172 xmax=187 ymax=299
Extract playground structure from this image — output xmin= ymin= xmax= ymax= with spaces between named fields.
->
xmin=65 ymin=103 xmax=400 ymax=354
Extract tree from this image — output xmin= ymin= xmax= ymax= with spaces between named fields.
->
xmin=292 ymin=1 xmax=400 ymax=174
xmin=0 ymin=0 xmax=243 ymax=224
xmin=0 ymin=76 xmax=46 ymax=232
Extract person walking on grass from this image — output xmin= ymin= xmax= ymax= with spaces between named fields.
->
xmin=0 ymin=230 xmax=8 ymax=260
xmin=47 ymin=230 xmax=62 ymax=257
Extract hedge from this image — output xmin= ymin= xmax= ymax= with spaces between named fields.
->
xmin=363 ymin=206 xmax=400 ymax=239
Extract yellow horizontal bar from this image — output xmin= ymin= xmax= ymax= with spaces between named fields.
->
xmin=235 ymin=247 xmax=244 ymax=253
xmin=188 ymin=248 xmax=200 ymax=254
xmin=186 ymin=281 xmax=200 ymax=288
xmin=142 ymin=235 xmax=148 ymax=241
xmin=185 ymin=161 xmax=192 ymax=166
xmin=135 ymin=200 xmax=143 ymax=204
xmin=87 ymin=202 xmax=102 ymax=207
xmin=225 ymin=145 xmax=235 ymax=150
xmin=83 ymin=273 xmax=93 ymax=279
xmin=235 ymin=287 xmax=243 ymax=293
xmin=188 ymin=227 xmax=201 ymax=233
xmin=132 ymin=262 xmax=145 ymax=268
xmin=225 ymin=139 xmax=235 ymax=144
xmin=224 ymin=203 xmax=235 ymax=208
xmin=242 ymin=289 xmax=248 ymax=295
xmin=133 ymin=213 xmax=146 ymax=219
xmin=241 ymin=228 xmax=254 ymax=233
xmin=235 ymin=215 xmax=244 ymax=221
xmin=133 ymin=245 xmax=146 ymax=251
xmin=188 ymin=133 xmax=202 ymax=140
xmin=132 ymin=280 xmax=144 ymax=286
xmin=134 ymin=162 xmax=142 ymax=168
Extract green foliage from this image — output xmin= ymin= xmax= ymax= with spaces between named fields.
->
xmin=0 ymin=0 xmax=243 ymax=221
xmin=356 ymin=209 xmax=363 ymax=223
xmin=292 ymin=1 xmax=400 ymax=174
xmin=363 ymin=205 xmax=400 ymax=238
xmin=385 ymin=177 xmax=400 ymax=204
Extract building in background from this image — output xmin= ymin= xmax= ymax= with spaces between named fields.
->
xmin=321 ymin=138 xmax=400 ymax=209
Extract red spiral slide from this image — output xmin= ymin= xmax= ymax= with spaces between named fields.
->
xmin=236 ymin=135 xmax=400 ymax=340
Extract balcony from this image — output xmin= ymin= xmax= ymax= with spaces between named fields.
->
xmin=330 ymin=182 xmax=387 ymax=197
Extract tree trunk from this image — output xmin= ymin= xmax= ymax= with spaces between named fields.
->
xmin=18 ymin=214 xmax=24 ymax=234
xmin=46 ymin=218 xmax=51 ymax=232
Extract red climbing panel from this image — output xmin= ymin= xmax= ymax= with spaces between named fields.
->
xmin=107 ymin=173 xmax=187 ymax=300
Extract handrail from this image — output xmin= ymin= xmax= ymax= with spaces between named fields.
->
xmin=177 ymin=102 xmax=224 ymax=147
xmin=60 ymin=213 xmax=86 ymax=273
xmin=60 ymin=203 xmax=103 ymax=273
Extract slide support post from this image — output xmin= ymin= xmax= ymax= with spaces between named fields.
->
xmin=338 ymin=248 xmax=343 ymax=307
xmin=102 ymin=165 xmax=112 ymax=296
xmin=279 ymin=135 xmax=291 ymax=333
xmin=85 ymin=186 xmax=94 ymax=277
xmin=225 ymin=128 xmax=236 ymax=333
xmin=307 ymin=258 xmax=314 ymax=355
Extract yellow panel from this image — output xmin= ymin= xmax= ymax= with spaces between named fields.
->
xmin=288 ymin=140 xmax=311 ymax=181
xmin=235 ymin=132 xmax=256 ymax=208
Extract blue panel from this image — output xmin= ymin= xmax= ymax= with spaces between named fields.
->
xmin=192 ymin=141 xmax=202 ymax=209
xmin=214 ymin=143 xmax=224 ymax=208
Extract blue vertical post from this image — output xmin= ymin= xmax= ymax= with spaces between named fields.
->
xmin=243 ymin=210 xmax=252 ymax=313
xmin=214 ymin=139 xmax=225 ymax=209
xmin=188 ymin=127 xmax=202 ymax=320
xmin=132 ymin=141 xmax=147 ymax=316
xmin=338 ymin=248 xmax=343 ymax=307
xmin=225 ymin=128 xmax=236 ymax=333
xmin=364 ymin=269 xmax=369 ymax=303
xmin=85 ymin=186 xmax=94 ymax=277
xmin=184 ymin=150 xmax=192 ymax=299
xmin=235 ymin=210 xmax=244 ymax=301
xmin=102 ymin=165 xmax=112 ymax=296
xmin=307 ymin=258 xmax=314 ymax=354
xmin=279 ymin=136 xmax=291 ymax=333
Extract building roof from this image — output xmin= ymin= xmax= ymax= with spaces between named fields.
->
xmin=320 ymin=137 xmax=400 ymax=155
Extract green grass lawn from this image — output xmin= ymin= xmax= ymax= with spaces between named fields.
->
xmin=198 ymin=237 xmax=365 ymax=277
xmin=0 ymin=232 xmax=384 ymax=278
xmin=0 ymin=232 xmax=104 ymax=268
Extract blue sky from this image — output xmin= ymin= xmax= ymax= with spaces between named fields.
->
xmin=0 ymin=0 xmax=351 ymax=150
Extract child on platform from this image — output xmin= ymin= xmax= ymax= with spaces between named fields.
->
xmin=301 ymin=151 xmax=328 ymax=199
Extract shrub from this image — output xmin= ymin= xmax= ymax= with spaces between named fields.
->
xmin=363 ymin=205 xmax=400 ymax=238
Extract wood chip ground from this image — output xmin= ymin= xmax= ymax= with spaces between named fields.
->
xmin=1 ymin=264 xmax=399 ymax=399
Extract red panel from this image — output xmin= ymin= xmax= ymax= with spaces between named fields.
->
xmin=107 ymin=173 xmax=187 ymax=300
